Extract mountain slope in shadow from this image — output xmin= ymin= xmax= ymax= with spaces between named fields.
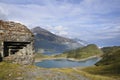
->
xmin=31 ymin=27 xmax=84 ymax=55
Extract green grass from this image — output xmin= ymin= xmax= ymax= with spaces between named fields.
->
xmin=76 ymin=68 xmax=114 ymax=80
xmin=34 ymin=53 xmax=48 ymax=58
xmin=101 ymin=46 xmax=120 ymax=54
xmin=82 ymin=46 xmax=120 ymax=80
xmin=0 ymin=62 xmax=23 ymax=80
xmin=82 ymin=65 xmax=120 ymax=80
xmin=97 ymin=48 xmax=120 ymax=66
xmin=52 ymin=68 xmax=114 ymax=80
xmin=56 ymin=44 xmax=103 ymax=59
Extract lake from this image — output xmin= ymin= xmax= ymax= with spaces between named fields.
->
xmin=35 ymin=57 xmax=101 ymax=68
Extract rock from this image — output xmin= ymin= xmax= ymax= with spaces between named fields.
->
xmin=15 ymin=77 xmax=24 ymax=80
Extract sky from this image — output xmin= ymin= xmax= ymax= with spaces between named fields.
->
xmin=0 ymin=0 xmax=120 ymax=47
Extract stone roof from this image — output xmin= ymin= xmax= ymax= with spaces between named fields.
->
xmin=0 ymin=20 xmax=34 ymax=42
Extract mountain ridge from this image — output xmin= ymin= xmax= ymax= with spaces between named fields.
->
xmin=31 ymin=26 xmax=85 ymax=55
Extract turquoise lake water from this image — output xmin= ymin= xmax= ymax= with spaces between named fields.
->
xmin=35 ymin=57 xmax=101 ymax=68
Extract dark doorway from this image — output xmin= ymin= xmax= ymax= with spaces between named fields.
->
xmin=0 ymin=53 xmax=2 ymax=61
xmin=3 ymin=41 xmax=30 ymax=57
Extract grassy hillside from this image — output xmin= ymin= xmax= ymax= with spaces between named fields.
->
xmin=83 ymin=46 xmax=120 ymax=79
xmin=56 ymin=44 xmax=103 ymax=59
xmin=96 ymin=46 xmax=120 ymax=66
xmin=101 ymin=46 xmax=120 ymax=55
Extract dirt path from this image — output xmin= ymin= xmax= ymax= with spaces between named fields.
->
xmin=21 ymin=66 xmax=90 ymax=80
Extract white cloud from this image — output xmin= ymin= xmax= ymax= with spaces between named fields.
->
xmin=42 ymin=25 xmax=68 ymax=36
xmin=0 ymin=6 xmax=7 ymax=20
xmin=0 ymin=0 xmax=120 ymax=27
xmin=54 ymin=26 xmax=68 ymax=36
xmin=56 ymin=31 xmax=68 ymax=36
xmin=54 ymin=26 xmax=67 ymax=31
xmin=0 ymin=0 xmax=120 ymax=46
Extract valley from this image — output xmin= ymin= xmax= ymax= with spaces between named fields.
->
xmin=0 ymin=41 xmax=119 ymax=80
xmin=34 ymin=45 xmax=120 ymax=80
xmin=0 ymin=0 xmax=120 ymax=80
xmin=0 ymin=21 xmax=119 ymax=80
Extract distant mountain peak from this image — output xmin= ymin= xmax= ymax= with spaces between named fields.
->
xmin=31 ymin=26 xmax=53 ymax=35
xmin=31 ymin=26 xmax=85 ymax=55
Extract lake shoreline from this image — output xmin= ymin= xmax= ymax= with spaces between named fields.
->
xmin=35 ymin=55 xmax=101 ymax=63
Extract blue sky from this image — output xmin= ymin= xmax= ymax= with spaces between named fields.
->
xmin=0 ymin=0 xmax=120 ymax=47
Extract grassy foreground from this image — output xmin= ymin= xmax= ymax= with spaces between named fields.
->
xmin=52 ymin=68 xmax=114 ymax=80
xmin=0 ymin=62 xmax=115 ymax=80
xmin=1 ymin=46 xmax=119 ymax=80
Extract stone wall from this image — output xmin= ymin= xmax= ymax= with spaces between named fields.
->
xmin=0 ymin=20 xmax=34 ymax=65
xmin=3 ymin=42 xmax=34 ymax=65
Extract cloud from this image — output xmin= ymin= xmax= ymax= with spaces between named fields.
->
xmin=42 ymin=25 xmax=68 ymax=36
xmin=54 ymin=26 xmax=67 ymax=31
xmin=0 ymin=6 xmax=7 ymax=20
xmin=0 ymin=0 xmax=120 ymax=26
xmin=0 ymin=2 xmax=56 ymax=26
xmin=53 ymin=26 xmax=68 ymax=36
xmin=0 ymin=0 xmax=120 ymax=46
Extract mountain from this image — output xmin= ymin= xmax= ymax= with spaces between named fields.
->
xmin=31 ymin=27 xmax=84 ymax=55
xmin=56 ymin=44 xmax=103 ymax=59
xmin=72 ymin=38 xmax=89 ymax=46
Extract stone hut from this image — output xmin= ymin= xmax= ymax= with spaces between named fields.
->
xmin=0 ymin=20 xmax=34 ymax=65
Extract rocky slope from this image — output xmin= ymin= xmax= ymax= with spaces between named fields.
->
xmin=31 ymin=27 xmax=84 ymax=55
